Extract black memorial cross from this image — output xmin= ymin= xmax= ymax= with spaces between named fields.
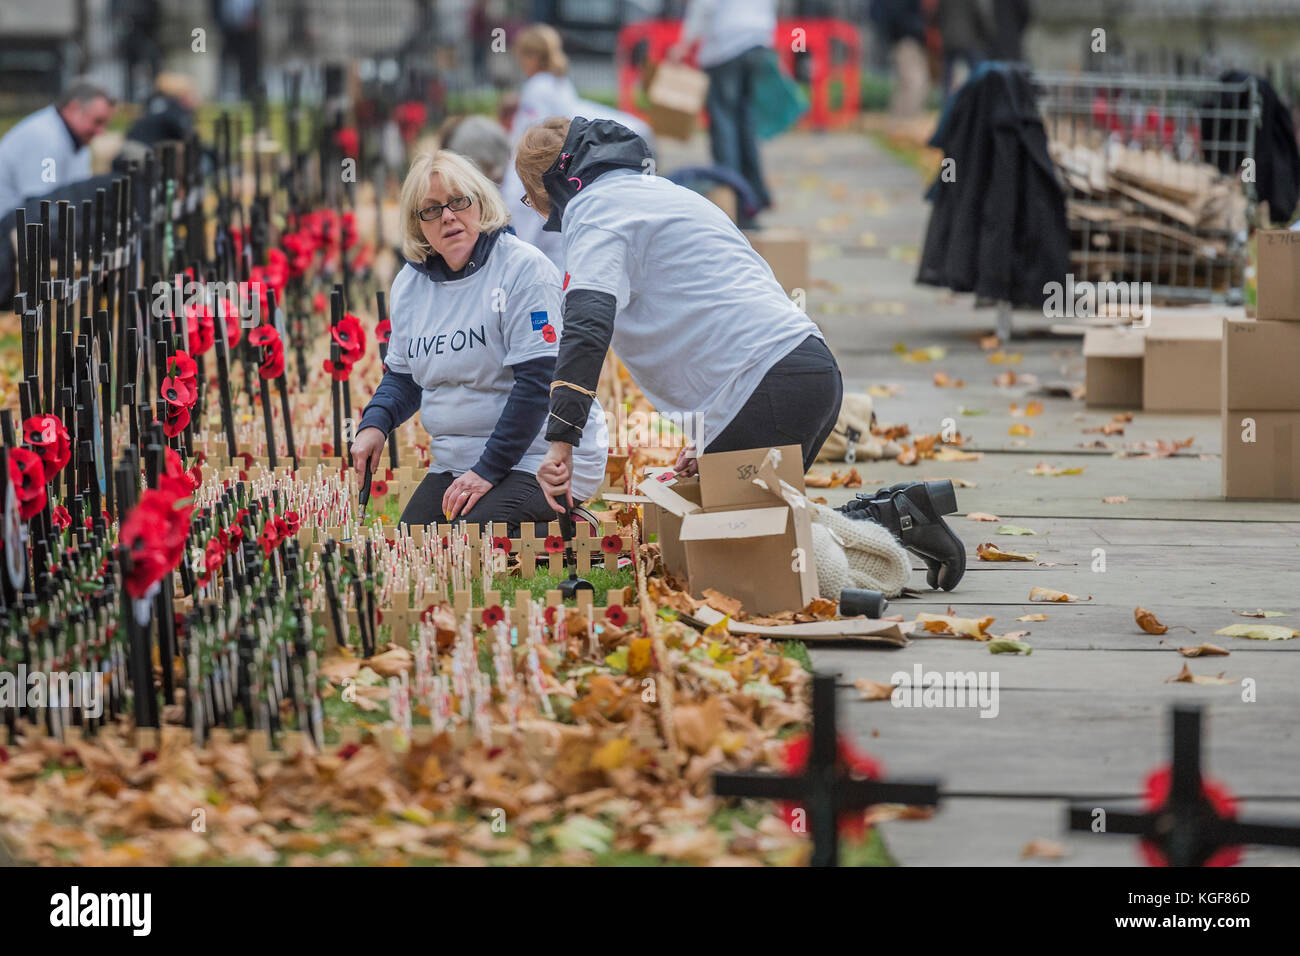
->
xmin=1068 ymin=705 xmax=1300 ymax=865
xmin=713 ymin=672 xmax=940 ymax=867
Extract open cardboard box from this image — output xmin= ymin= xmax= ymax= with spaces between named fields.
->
xmin=638 ymin=445 xmax=818 ymax=615
xmin=1083 ymin=326 xmax=1144 ymax=408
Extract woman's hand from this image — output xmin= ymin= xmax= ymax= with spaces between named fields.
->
xmin=443 ymin=469 xmax=493 ymax=521
xmin=673 ymin=442 xmax=699 ymax=478
xmin=351 ymin=427 xmax=387 ymax=480
xmin=537 ymin=441 xmax=574 ymax=514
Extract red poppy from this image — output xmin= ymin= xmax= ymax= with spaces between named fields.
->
xmin=282 ymin=232 xmax=315 ymax=277
xmin=168 ymin=351 xmax=198 ymax=384
xmin=225 ymin=524 xmax=244 ymax=548
xmin=204 ymin=537 xmax=225 ymax=573
xmin=1139 ymin=767 xmax=1242 ymax=867
xmin=51 ymin=505 xmax=71 ymax=530
xmin=394 ymin=100 xmax=427 ymax=142
xmin=375 ymin=318 xmax=392 ymax=344
xmin=162 ymin=404 xmax=191 ymax=438
xmin=605 ymin=605 xmax=628 ymax=627
xmin=265 ymin=248 xmax=290 ymax=292
xmin=22 ymin=414 xmax=71 ymax=483
xmin=119 ymin=487 xmax=192 ymax=598
xmin=332 ymin=314 xmax=367 ymax=364
xmin=283 ymin=511 xmax=301 ymax=534
xmin=322 ymin=357 xmax=353 ymax=381
xmin=259 ymin=341 xmax=285 ymax=380
xmin=247 ymin=324 xmax=280 ymax=348
xmin=258 ymin=521 xmax=280 ymax=556
xmin=185 ymin=302 xmax=215 ymax=355
xmin=779 ymin=734 xmax=884 ymax=841
xmin=161 ymin=375 xmax=197 ymax=408
xmin=544 ymin=605 xmax=557 ymax=626
xmin=544 ymin=535 xmax=564 ymax=553
xmin=312 ymin=291 xmax=328 ymax=315
xmin=273 ymin=515 xmax=290 ymax=540
xmin=371 ymin=480 xmax=388 ymax=495
xmin=601 ymin=534 xmax=623 ymax=553
xmin=492 ymin=535 xmax=511 ymax=552
xmin=342 ymin=211 xmax=359 ymax=251
xmin=164 ymin=447 xmax=185 ymax=477
xmin=481 ymin=605 xmax=505 ymax=627
xmin=335 ymin=126 xmax=360 ymax=158
xmin=541 ymin=324 xmax=557 ymax=344
xmin=216 ymin=296 xmax=242 ymax=347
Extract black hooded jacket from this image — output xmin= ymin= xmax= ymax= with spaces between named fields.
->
xmin=917 ymin=64 xmax=1069 ymax=309
xmin=539 ymin=118 xmax=653 ymax=445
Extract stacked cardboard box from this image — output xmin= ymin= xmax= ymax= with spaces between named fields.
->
xmin=748 ymin=228 xmax=810 ymax=296
xmin=1223 ymin=231 xmax=1300 ymax=499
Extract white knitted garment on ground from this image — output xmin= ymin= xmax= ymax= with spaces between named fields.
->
xmin=809 ymin=502 xmax=911 ymax=599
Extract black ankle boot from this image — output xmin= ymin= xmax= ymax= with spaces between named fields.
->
xmin=836 ymin=480 xmax=966 ymax=590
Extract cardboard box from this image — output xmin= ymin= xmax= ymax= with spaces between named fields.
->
xmin=1222 ymin=317 xmax=1300 ymax=410
xmin=706 ymin=185 xmax=737 ymax=223
xmin=644 ymin=61 xmax=708 ymax=141
xmin=1083 ymin=327 xmax=1144 ymax=408
xmin=1255 ymin=229 xmax=1300 ymax=320
xmin=1222 ymin=409 xmax=1300 ymax=499
xmin=748 ymin=228 xmax=810 ymax=295
xmin=638 ymin=445 xmax=818 ymax=615
xmin=1143 ymin=313 xmax=1223 ymax=412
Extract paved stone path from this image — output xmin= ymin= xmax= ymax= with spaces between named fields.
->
xmin=658 ymin=125 xmax=1300 ymax=866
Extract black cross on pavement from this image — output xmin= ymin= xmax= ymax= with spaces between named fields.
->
xmin=1068 ymin=705 xmax=1300 ymax=866
xmin=713 ymin=671 xmax=941 ymax=867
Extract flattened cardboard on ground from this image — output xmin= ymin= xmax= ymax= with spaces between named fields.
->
xmin=644 ymin=61 xmax=708 ymax=141
xmin=748 ymin=228 xmax=810 ymax=295
xmin=637 ymin=446 xmax=818 ymax=615
xmin=1083 ymin=327 xmax=1144 ymax=408
xmin=1255 ymin=230 xmax=1300 ymax=321
xmin=1143 ymin=310 xmax=1225 ymax=412
xmin=1222 ymin=318 xmax=1300 ymax=411
xmin=1222 ymin=409 xmax=1300 ymax=500
xmin=691 ymin=604 xmax=908 ymax=647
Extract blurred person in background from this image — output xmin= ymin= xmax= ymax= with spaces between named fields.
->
xmin=118 ymin=73 xmax=201 ymax=165
xmin=113 ymin=0 xmax=163 ymax=102
xmin=669 ymin=0 xmax=779 ymax=230
xmin=935 ymin=0 xmax=990 ymax=98
xmin=501 ymin=23 xmax=653 ymax=271
xmin=212 ymin=0 xmax=263 ymax=101
xmin=440 ymin=114 xmax=512 ymax=185
xmin=871 ymin=0 xmax=930 ymax=118
xmin=989 ymin=0 xmax=1032 ymax=64
xmin=0 ymin=82 xmax=115 ymax=215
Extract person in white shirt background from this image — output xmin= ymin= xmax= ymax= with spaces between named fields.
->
xmin=500 ymin=23 xmax=654 ymax=272
xmin=669 ymin=0 xmax=779 ymax=230
xmin=0 ymin=81 xmax=115 ymax=216
xmin=350 ymin=149 xmax=607 ymax=529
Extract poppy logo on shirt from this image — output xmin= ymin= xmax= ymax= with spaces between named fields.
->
xmin=531 ymin=310 xmax=557 ymax=342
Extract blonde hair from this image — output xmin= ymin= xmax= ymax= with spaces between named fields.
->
xmin=514 ymin=117 xmax=571 ymax=219
xmin=516 ymin=24 xmax=569 ymax=76
xmin=399 ymin=149 xmax=509 ymax=263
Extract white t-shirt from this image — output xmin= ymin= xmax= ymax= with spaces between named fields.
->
xmin=682 ymin=0 xmax=778 ymax=69
xmin=561 ymin=169 xmax=821 ymax=449
xmin=384 ymin=231 xmax=608 ymax=501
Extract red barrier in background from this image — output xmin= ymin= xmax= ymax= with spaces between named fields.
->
xmin=614 ymin=18 xmax=862 ymax=131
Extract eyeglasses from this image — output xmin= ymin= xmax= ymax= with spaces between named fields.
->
xmin=417 ymin=195 xmax=473 ymax=222
xmin=520 ymin=195 xmax=533 ymax=208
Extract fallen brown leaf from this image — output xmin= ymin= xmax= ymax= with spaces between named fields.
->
xmin=1178 ymin=644 xmax=1229 ymax=658
xmin=854 ymin=679 xmax=896 ymax=701
xmin=1022 ymin=838 xmax=1067 ymax=860
xmin=1166 ymin=663 xmax=1235 ymax=685
xmin=1016 ymin=613 xmax=1048 ymax=622
xmin=1102 ymin=495 xmax=1128 ymax=504
xmin=966 ymin=512 xmax=1001 ymax=522
xmin=977 ymin=542 xmax=1037 ymax=562
xmin=1029 ymin=586 xmax=1088 ymax=603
